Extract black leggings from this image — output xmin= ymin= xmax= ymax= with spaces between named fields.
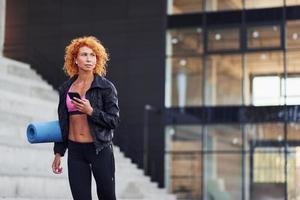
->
xmin=67 ymin=140 xmax=116 ymax=200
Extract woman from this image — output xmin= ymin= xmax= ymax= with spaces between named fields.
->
xmin=51 ymin=36 xmax=120 ymax=200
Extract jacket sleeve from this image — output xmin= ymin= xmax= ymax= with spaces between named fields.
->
xmin=54 ymin=141 xmax=67 ymax=157
xmin=53 ymin=86 xmax=68 ymax=157
xmin=88 ymin=82 xmax=120 ymax=129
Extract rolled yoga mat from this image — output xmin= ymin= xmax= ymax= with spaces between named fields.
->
xmin=26 ymin=120 xmax=62 ymax=143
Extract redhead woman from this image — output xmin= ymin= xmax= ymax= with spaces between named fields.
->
xmin=51 ymin=36 xmax=120 ymax=200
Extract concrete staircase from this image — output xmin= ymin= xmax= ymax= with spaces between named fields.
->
xmin=0 ymin=56 xmax=176 ymax=200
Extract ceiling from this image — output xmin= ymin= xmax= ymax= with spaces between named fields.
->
xmin=171 ymin=0 xmax=300 ymax=14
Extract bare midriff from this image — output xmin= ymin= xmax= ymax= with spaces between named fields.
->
xmin=68 ymin=114 xmax=93 ymax=143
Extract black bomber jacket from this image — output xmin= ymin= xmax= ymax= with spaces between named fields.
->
xmin=53 ymin=74 xmax=120 ymax=156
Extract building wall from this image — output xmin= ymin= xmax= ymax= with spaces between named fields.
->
xmin=4 ymin=0 xmax=167 ymax=186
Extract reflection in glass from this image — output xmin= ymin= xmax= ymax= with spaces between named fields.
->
xmin=204 ymin=153 xmax=242 ymax=200
xmin=247 ymin=25 xmax=281 ymax=49
xmin=245 ymin=0 xmax=283 ymax=9
xmin=287 ymin=21 xmax=300 ymax=49
xmin=167 ymin=28 xmax=203 ymax=56
xmin=205 ymin=124 xmax=242 ymax=151
xmin=170 ymin=57 xmax=203 ymax=107
xmin=245 ymin=51 xmax=284 ymax=105
xmin=165 ymin=125 xmax=202 ymax=199
xmin=206 ymin=54 xmax=242 ymax=105
xmin=168 ymin=0 xmax=203 ymax=15
xmin=205 ymin=0 xmax=242 ymax=12
xmin=166 ymin=27 xmax=203 ymax=107
xmin=208 ymin=28 xmax=240 ymax=51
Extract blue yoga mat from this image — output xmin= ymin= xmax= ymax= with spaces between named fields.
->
xmin=26 ymin=120 xmax=62 ymax=143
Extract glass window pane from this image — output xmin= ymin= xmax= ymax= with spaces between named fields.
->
xmin=251 ymin=151 xmax=285 ymax=199
xmin=287 ymin=21 xmax=300 ymax=49
xmin=252 ymin=76 xmax=281 ymax=106
xmin=287 ymin=123 xmax=300 ymax=142
xmin=208 ymin=28 xmax=240 ymax=51
xmin=168 ymin=57 xmax=203 ymax=107
xmin=245 ymin=0 xmax=283 ymax=9
xmin=247 ymin=25 xmax=281 ymax=49
xmin=167 ymin=28 xmax=203 ymax=57
xmin=287 ymin=124 xmax=300 ymax=200
xmin=165 ymin=125 xmax=202 ymax=199
xmin=253 ymin=150 xmax=285 ymax=182
xmin=287 ymin=147 xmax=300 ymax=200
xmin=245 ymin=123 xmax=284 ymax=150
xmin=243 ymin=123 xmax=286 ymax=200
xmin=205 ymin=124 xmax=242 ymax=151
xmin=287 ymin=51 xmax=300 ymax=74
xmin=206 ymin=54 xmax=242 ymax=106
xmin=166 ymin=27 xmax=203 ymax=108
xmin=204 ymin=153 xmax=242 ymax=200
xmin=245 ymin=51 xmax=284 ymax=105
xmin=168 ymin=0 xmax=203 ymax=15
xmin=286 ymin=0 xmax=300 ymax=6
xmin=282 ymin=77 xmax=300 ymax=104
xmin=245 ymin=123 xmax=285 ymax=199
xmin=205 ymin=0 xmax=242 ymax=12
xmin=285 ymin=77 xmax=300 ymax=96
xmin=286 ymin=51 xmax=300 ymax=105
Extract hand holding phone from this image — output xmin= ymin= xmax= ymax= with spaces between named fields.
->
xmin=68 ymin=92 xmax=81 ymax=103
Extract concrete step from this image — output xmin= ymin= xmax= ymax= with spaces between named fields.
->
xmin=0 ymin=72 xmax=53 ymax=90
xmin=1 ymin=88 xmax=57 ymax=108
xmin=0 ymin=89 xmax=57 ymax=120
xmin=0 ymin=175 xmax=72 ymax=199
xmin=0 ymin=144 xmax=149 ymax=179
xmin=0 ymin=141 xmax=175 ymax=199
xmin=0 ymin=57 xmax=44 ymax=82
xmin=0 ymin=147 xmax=172 ymax=199
xmin=0 ymin=73 xmax=58 ymax=102
xmin=0 ymin=110 xmax=35 ymax=125
xmin=0 ymin=175 xmax=175 ymax=200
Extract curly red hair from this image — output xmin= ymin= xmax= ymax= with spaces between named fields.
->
xmin=63 ymin=36 xmax=109 ymax=77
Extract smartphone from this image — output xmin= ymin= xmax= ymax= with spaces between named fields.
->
xmin=68 ymin=92 xmax=81 ymax=103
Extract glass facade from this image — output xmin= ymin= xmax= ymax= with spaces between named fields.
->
xmin=165 ymin=25 xmax=300 ymax=107
xmin=166 ymin=123 xmax=300 ymax=199
xmin=166 ymin=1 xmax=300 ymax=200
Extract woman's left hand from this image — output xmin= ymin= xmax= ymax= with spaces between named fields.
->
xmin=72 ymin=97 xmax=93 ymax=116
